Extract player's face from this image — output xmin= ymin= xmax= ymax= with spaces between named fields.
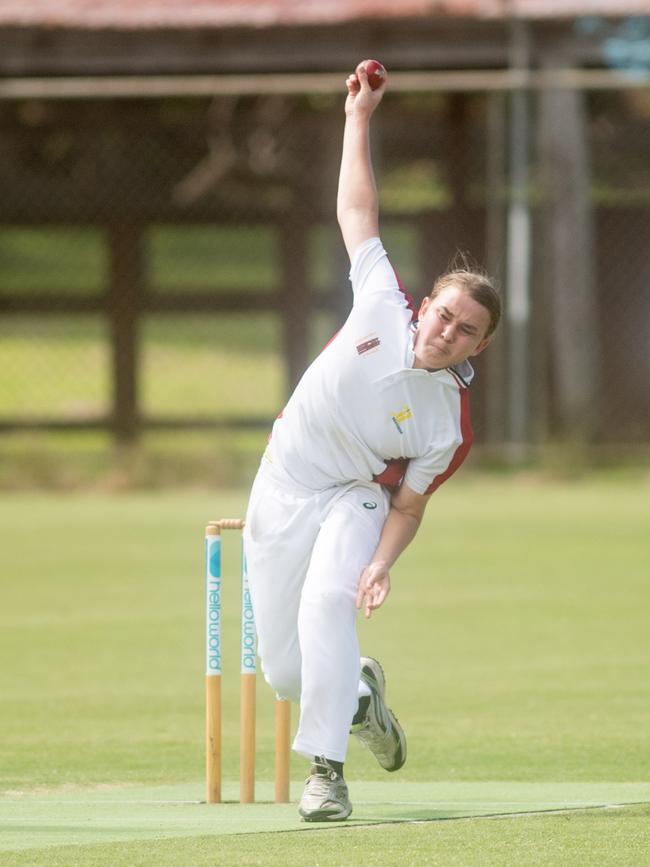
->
xmin=413 ymin=286 xmax=492 ymax=371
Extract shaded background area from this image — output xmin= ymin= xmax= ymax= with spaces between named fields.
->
xmin=0 ymin=4 xmax=649 ymax=486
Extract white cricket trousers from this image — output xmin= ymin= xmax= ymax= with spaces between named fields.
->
xmin=243 ymin=459 xmax=390 ymax=763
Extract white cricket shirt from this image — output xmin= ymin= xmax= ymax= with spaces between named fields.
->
xmin=266 ymin=237 xmax=474 ymax=494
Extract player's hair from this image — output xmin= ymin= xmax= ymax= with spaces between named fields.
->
xmin=430 ymin=253 xmax=501 ymax=338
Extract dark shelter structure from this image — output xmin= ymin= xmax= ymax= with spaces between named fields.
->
xmin=1 ymin=1 xmax=649 ymax=457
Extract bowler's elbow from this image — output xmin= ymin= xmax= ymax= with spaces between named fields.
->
xmin=391 ymin=482 xmax=430 ymax=524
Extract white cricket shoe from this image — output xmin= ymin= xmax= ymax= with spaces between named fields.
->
xmin=298 ymin=757 xmax=352 ymax=822
xmin=351 ymin=656 xmax=407 ymax=772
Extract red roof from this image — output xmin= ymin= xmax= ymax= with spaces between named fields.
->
xmin=0 ymin=0 xmax=646 ymax=29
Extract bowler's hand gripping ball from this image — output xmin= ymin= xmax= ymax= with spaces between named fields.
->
xmin=357 ymin=59 xmax=387 ymax=91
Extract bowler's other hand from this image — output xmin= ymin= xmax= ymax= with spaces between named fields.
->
xmin=356 ymin=560 xmax=391 ymax=619
xmin=345 ymin=63 xmax=386 ymax=118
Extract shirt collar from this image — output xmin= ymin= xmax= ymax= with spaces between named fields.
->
xmin=450 ymin=359 xmax=475 ymax=386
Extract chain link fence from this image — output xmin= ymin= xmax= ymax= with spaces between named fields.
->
xmin=0 ymin=83 xmax=648 ymax=486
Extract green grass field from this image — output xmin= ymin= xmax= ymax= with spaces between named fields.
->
xmin=1 ymin=476 xmax=649 ymax=864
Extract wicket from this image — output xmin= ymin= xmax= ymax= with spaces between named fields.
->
xmin=205 ymin=519 xmax=291 ymax=805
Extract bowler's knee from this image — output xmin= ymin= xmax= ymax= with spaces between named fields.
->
xmin=302 ymin=586 xmax=356 ymax=618
xmin=261 ymin=658 xmax=301 ymax=704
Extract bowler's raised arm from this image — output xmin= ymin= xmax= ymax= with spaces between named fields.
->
xmin=336 ymin=62 xmax=387 ymax=262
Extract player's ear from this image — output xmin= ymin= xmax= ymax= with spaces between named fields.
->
xmin=470 ymin=335 xmax=492 ymax=357
xmin=418 ymin=296 xmax=431 ymax=319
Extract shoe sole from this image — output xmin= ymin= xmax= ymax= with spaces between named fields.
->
xmin=359 ymin=656 xmax=407 ymax=772
xmin=299 ymin=805 xmax=352 ymax=822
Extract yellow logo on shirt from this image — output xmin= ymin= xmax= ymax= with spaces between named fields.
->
xmin=391 ymin=406 xmax=413 ymax=434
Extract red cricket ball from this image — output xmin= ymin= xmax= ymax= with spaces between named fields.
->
xmin=357 ymin=59 xmax=387 ymax=91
